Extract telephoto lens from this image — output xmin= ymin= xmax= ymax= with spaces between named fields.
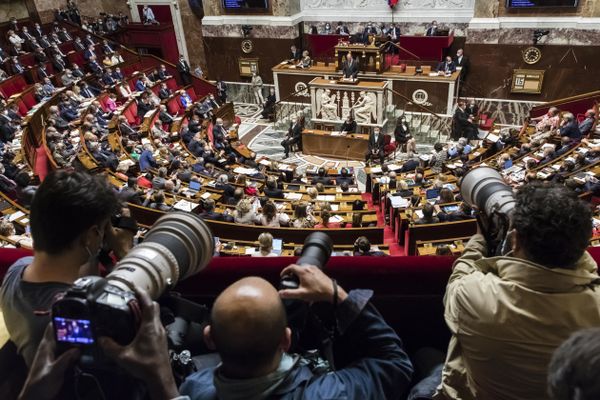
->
xmin=281 ymin=232 xmax=333 ymax=290
xmin=107 ymin=212 xmax=215 ymax=299
xmin=459 ymin=166 xmax=516 ymax=217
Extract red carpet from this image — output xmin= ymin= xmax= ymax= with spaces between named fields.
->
xmin=362 ymin=193 xmax=404 ymax=256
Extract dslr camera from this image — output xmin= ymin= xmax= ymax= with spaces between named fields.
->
xmin=51 ymin=212 xmax=214 ymax=366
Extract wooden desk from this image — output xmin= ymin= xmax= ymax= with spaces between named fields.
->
xmin=302 ymin=129 xmax=369 ymax=160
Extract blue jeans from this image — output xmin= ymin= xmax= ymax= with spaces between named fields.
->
xmin=407 ymin=364 xmax=443 ymax=400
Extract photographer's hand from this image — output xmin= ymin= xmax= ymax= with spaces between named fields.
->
xmin=279 ymin=264 xmax=348 ymax=304
xmin=18 ymin=324 xmax=80 ymax=400
xmin=98 ymin=287 xmax=179 ymax=400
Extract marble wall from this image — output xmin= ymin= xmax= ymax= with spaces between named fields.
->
xmin=0 ymin=0 xmax=29 ymax=22
xmin=202 ymin=24 xmax=300 ymax=39
xmin=203 ymin=0 xmax=300 ymax=16
xmin=467 ymin=28 xmax=600 ymax=46
xmin=178 ymin=0 xmax=208 ymax=74
xmin=77 ymin=0 xmax=130 ymax=19
xmin=303 ymin=21 xmax=469 ymax=37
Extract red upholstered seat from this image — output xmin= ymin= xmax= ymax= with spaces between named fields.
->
xmin=167 ymin=97 xmax=180 ymax=115
xmin=21 ymin=92 xmax=37 ymax=109
xmin=384 ymin=134 xmax=396 ymax=156
xmin=478 ymin=113 xmax=495 ymax=131
xmin=165 ymin=77 xmax=178 ymax=91
xmin=187 ymin=87 xmax=197 ymax=102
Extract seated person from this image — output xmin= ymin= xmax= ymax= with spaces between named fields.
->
xmin=199 ymin=198 xmax=233 ymax=222
xmin=340 ymin=115 xmax=357 ymax=134
xmin=142 ymin=190 xmax=171 ymax=212
xmin=314 ymin=209 xmax=341 ymax=229
xmin=298 ymin=50 xmax=312 ymax=68
xmin=578 ymin=109 xmax=596 ymax=137
xmin=263 ymin=177 xmax=284 ymax=199
xmin=438 ymin=202 xmax=473 ymax=222
xmin=233 ymin=198 xmax=257 ymax=225
xmin=437 ymin=56 xmax=456 ymax=75
xmin=291 ymin=202 xmax=316 ymax=228
xmin=257 ymin=201 xmax=290 ymax=227
xmin=251 ymin=232 xmax=278 ymax=257
xmin=312 ymin=167 xmax=333 ymax=185
xmin=414 ymin=203 xmax=439 ymax=225
xmin=353 ymin=236 xmax=386 ymax=256
xmin=180 ymin=266 xmax=412 ymax=399
xmin=559 ymin=112 xmax=582 ymax=140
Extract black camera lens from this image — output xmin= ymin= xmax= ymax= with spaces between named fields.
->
xmin=296 ymin=232 xmax=333 ymax=269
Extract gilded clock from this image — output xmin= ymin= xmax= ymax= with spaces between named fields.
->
xmin=523 ymin=46 xmax=542 ymax=65
xmin=241 ymin=39 xmax=254 ymax=54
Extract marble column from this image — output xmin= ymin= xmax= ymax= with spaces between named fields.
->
xmin=177 ymin=0 xmax=208 ymax=76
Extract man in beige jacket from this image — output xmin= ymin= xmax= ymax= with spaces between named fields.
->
xmin=422 ymin=183 xmax=600 ymax=400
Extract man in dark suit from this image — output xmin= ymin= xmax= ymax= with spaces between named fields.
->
xmin=33 ymin=48 xmax=48 ymax=64
xmin=158 ymin=83 xmax=171 ymax=100
xmin=452 ymin=100 xmax=477 ymax=140
xmin=559 ymin=112 xmax=582 ymax=141
xmin=263 ymin=178 xmax=284 ymax=199
xmin=88 ymin=57 xmax=102 ymax=75
xmin=73 ymin=37 xmax=85 ymax=51
xmin=335 ymin=22 xmax=350 ymax=35
xmin=119 ymin=177 xmax=143 ymax=205
xmin=112 ymin=67 xmax=124 ymax=81
xmin=10 ymin=57 xmax=24 ymax=75
xmin=158 ymin=64 xmax=172 ymax=80
xmin=365 ymin=127 xmax=385 ymax=165
xmin=261 ymin=88 xmax=276 ymax=120
xmin=312 ymin=167 xmax=333 ymax=185
xmin=388 ymin=23 xmax=401 ymax=42
xmin=281 ymin=116 xmax=302 ymax=158
xmin=177 ymin=55 xmax=192 ymax=85
xmin=102 ymin=69 xmax=116 ymax=86
xmin=33 ymin=23 xmax=44 ymax=38
xmin=437 ymin=56 xmax=456 ymax=74
xmin=342 ymin=52 xmax=359 ymax=79
xmin=453 ymin=48 xmax=469 ymax=81
xmin=426 ymin=20 xmax=438 ymax=36
xmin=83 ymin=45 xmax=96 ymax=61
xmin=52 ymin=54 xmax=66 ymax=73
xmin=289 ymin=45 xmax=302 ymax=61
xmin=36 ymin=63 xmax=50 ymax=80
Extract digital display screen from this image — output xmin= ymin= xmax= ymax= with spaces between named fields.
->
xmin=507 ymin=0 xmax=578 ymax=8
xmin=223 ymin=0 xmax=268 ymax=9
xmin=54 ymin=317 xmax=94 ymax=344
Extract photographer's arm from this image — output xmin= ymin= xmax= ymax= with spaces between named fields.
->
xmin=99 ymin=287 xmax=182 ymax=400
xmin=18 ymin=325 xmax=80 ymax=400
xmin=279 ymin=265 xmax=413 ymax=399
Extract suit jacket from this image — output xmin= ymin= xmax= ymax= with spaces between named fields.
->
xmin=263 ymin=187 xmax=284 ymax=199
xmin=73 ymin=41 xmax=85 ymax=51
xmin=342 ymin=59 xmax=359 ymax=79
xmin=560 ymin=120 xmax=582 ymax=140
xmin=83 ymin=49 xmax=95 ymax=61
xmin=288 ymin=122 xmax=301 ymax=140
xmin=335 ymin=25 xmax=350 ymax=35
xmin=290 ymin=49 xmax=302 ymax=61
xmin=426 ymin=26 xmax=438 ymax=36
xmin=368 ymin=132 xmax=385 ymax=152
xmin=102 ymin=73 xmax=115 ymax=86
xmin=34 ymin=52 xmax=48 ymax=63
xmin=437 ymin=61 xmax=456 ymax=73
xmin=454 ymin=55 xmax=469 ymax=70
xmin=52 ymin=58 xmax=66 ymax=72
xmin=177 ymin=59 xmax=190 ymax=73
xmin=112 ymin=71 xmax=124 ymax=81
xmin=157 ymin=70 xmax=170 ymax=80
xmin=158 ymin=88 xmax=171 ymax=100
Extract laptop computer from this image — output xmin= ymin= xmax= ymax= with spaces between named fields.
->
xmin=189 ymin=180 xmax=201 ymax=192
xmin=272 ymin=238 xmax=283 ymax=255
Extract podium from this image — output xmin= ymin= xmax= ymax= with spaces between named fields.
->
xmin=309 ymin=77 xmax=391 ymax=128
xmin=335 ymin=43 xmax=386 ymax=74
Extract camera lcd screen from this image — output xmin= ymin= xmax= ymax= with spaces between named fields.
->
xmin=54 ymin=317 xmax=94 ymax=344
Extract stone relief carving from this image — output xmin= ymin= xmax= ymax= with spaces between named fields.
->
xmin=302 ymin=0 xmax=472 ymax=9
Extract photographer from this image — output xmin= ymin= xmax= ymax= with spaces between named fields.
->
xmin=180 ymin=265 xmax=413 ymax=399
xmin=18 ymin=288 xmax=181 ymax=400
xmin=0 ymin=170 xmax=134 ymax=366
xmin=410 ymin=183 xmax=600 ymax=400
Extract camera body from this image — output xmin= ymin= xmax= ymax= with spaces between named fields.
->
xmin=52 ymin=276 xmax=138 ymax=365
xmin=52 ymin=212 xmax=214 ymax=364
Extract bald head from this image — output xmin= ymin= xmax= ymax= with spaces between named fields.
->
xmin=209 ymin=277 xmax=289 ymax=375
